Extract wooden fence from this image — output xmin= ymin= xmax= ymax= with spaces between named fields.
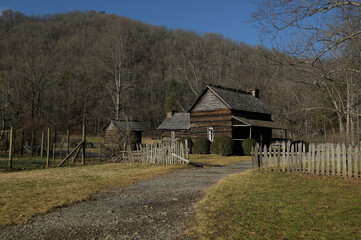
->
xmin=252 ymin=142 xmax=360 ymax=178
xmin=119 ymin=141 xmax=189 ymax=165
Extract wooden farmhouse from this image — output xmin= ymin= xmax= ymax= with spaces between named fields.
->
xmin=104 ymin=120 xmax=145 ymax=146
xmin=158 ymin=85 xmax=285 ymax=152
xmin=157 ymin=112 xmax=190 ymax=142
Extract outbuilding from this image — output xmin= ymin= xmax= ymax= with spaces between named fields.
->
xmin=104 ymin=120 xmax=145 ymax=147
xmin=157 ymin=111 xmax=190 ymax=143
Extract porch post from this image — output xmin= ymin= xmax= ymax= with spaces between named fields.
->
xmin=249 ymin=126 xmax=252 ymax=139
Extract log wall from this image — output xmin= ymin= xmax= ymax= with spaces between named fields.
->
xmin=190 ymin=109 xmax=232 ymax=139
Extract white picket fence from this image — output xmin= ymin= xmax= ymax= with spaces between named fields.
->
xmin=251 ymin=142 xmax=360 ymax=178
xmin=120 ymin=141 xmax=189 ymax=165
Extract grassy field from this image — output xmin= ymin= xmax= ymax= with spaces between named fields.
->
xmin=189 ymin=170 xmax=361 ymax=239
xmin=0 ymin=163 xmax=185 ymax=226
xmin=190 ymin=154 xmax=251 ymax=166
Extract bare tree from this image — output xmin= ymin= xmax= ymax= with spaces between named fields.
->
xmin=252 ymin=0 xmax=361 ymax=143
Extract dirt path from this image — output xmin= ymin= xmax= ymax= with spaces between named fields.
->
xmin=1 ymin=161 xmax=251 ymax=240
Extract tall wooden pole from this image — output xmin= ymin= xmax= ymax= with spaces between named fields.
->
xmin=40 ymin=131 xmax=44 ymax=159
xmin=81 ymin=124 xmax=86 ymax=165
xmin=46 ymin=128 xmax=50 ymax=168
xmin=66 ymin=130 xmax=70 ymax=155
xmin=8 ymin=126 xmax=13 ymax=170
xmin=99 ymin=143 xmax=101 ymax=162
xmin=52 ymin=130 xmax=57 ymax=161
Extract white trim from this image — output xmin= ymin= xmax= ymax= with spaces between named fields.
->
xmin=233 ymin=139 xmax=246 ymax=141
xmin=208 ymin=127 xmax=214 ymax=142
xmin=233 ymin=125 xmax=250 ymax=127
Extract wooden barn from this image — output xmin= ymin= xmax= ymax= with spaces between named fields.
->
xmin=188 ymin=85 xmax=285 ymax=149
xmin=104 ymin=120 xmax=145 ymax=146
xmin=157 ymin=111 xmax=190 ymax=142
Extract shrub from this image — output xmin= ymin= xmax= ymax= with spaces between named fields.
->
xmin=211 ymin=136 xmax=233 ymax=156
xmin=177 ymin=138 xmax=193 ymax=153
xmin=192 ymin=138 xmax=211 ymax=154
xmin=210 ymin=139 xmax=220 ymax=155
xmin=242 ymin=138 xmax=257 ymax=156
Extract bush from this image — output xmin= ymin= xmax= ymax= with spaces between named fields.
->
xmin=242 ymin=138 xmax=257 ymax=156
xmin=210 ymin=139 xmax=220 ymax=155
xmin=192 ymin=138 xmax=211 ymax=154
xmin=177 ymin=138 xmax=193 ymax=153
xmin=211 ymin=136 xmax=233 ymax=156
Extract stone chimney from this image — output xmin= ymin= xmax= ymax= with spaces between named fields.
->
xmin=166 ymin=110 xmax=177 ymax=118
xmin=247 ymin=89 xmax=260 ymax=99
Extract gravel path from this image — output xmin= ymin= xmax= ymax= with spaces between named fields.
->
xmin=1 ymin=161 xmax=251 ymax=240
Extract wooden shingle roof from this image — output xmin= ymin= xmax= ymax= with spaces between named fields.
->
xmin=107 ymin=120 xmax=145 ymax=132
xmin=232 ymin=116 xmax=286 ymax=129
xmin=157 ymin=113 xmax=190 ymax=130
xmin=188 ymin=85 xmax=272 ymax=115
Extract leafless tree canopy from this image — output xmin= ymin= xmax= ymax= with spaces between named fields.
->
xmin=0 ymin=7 xmax=359 ymax=145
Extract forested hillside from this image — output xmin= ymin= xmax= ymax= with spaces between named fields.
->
xmin=0 ymin=9 xmax=336 ymax=142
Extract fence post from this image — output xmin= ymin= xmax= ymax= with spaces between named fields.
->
xmin=315 ymin=144 xmax=320 ymax=175
xmin=8 ymin=126 xmax=13 ymax=170
xmin=66 ymin=130 xmax=70 ymax=155
xmin=46 ymin=128 xmax=50 ymax=168
xmin=53 ymin=130 xmax=57 ymax=162
xmin=342 ymin=144 xmax=346 ymax=177
xmin=99 ymin=143 xmax=102 ymax=161
xmin=282 ymin=142 xmax=286 ymax=172
xmin=337 ymin=144 xmax=341 ymax=177
xmin=348 ymin=145 xmax=353 ymax=178
xmin=355 ymin=147 xmax=359 ymax=179
xmin=286 ymin=142 xmax=291 ymax=172
xmin=302 ymin=144 xmax=307 ymax=172
xmin=331 ymin=144 xmax=335 ymax=176
xmin=321 ymin=144 xmax=325 ymax=176
xmin=290 ymin=144 xmax=295 ymax=172
xmin=326 ymin=144 xmax=330 ymax=176
xmin=41 ymin=131 xmax=44 ymax=159
xmin=81 ymin=124 xmax=86 ymax=165
xmin=277 ymin=144 xmax=281 ymax=171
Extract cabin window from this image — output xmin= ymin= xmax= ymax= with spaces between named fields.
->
xmin=171 ymin=131 xmax=175 ymax=140
xmin=208 ymin=127 xmax=214 ymax=142
xmin=181 ymin=130 xmax=186 ymax=138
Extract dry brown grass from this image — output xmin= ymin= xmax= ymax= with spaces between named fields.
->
xmin=190 ymin=154 xmax=251 ymax=166
xmin=0 ymin=163 xmax=184 ymax=226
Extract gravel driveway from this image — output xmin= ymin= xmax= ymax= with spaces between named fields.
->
xmin=1 ymin=161 xmax=251 ymax=240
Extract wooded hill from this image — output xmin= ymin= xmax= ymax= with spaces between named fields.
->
xmin=0 ymin=9 xmax=347 ymax=143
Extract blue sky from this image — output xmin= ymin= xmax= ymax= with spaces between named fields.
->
xmin=0 ymin=0 xmax=262 ymax=46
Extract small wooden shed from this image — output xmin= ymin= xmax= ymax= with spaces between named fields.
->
xmin=104 ymin=120 xmax=145 ymax=146
xmin=157 ymin=112 xmax=190 ymax=142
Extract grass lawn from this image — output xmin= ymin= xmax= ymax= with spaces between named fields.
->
xmin=189 ymin=170 xmax=361 ymax=239
xmin=0 ymin=163 xmax=184 ymax=226
xmin=190 ymin=154 xmax=251 ymax=166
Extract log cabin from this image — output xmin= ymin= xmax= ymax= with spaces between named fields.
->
xmin=158 ymin=85 xmax=286 ymax=152
xmin=104 ymin=120 xmax=145 ymax=147
xmin=157 ymin=111 xmax=190 ymax=143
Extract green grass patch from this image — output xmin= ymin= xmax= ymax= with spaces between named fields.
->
xmin=190 ymin=171 xmax=361 ymax=239
xmin=190 ymin=154 xmax=251 ymax=166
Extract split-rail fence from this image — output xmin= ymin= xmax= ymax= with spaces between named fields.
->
xmin=252 ymin=142 xmax=360 ymax=178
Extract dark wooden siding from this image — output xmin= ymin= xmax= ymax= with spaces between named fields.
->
xmin=190 ymin=109 xmax=232 ymax=140
xmin=104 ymin=130 xmax=120 ymax=145
xmin=161 ymin=130 xmax=191 ymax=142
xmin=104 ymin=130 xmax=142 ymax=145
xmin=192 ymin=89 xmax=228 ymax=112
